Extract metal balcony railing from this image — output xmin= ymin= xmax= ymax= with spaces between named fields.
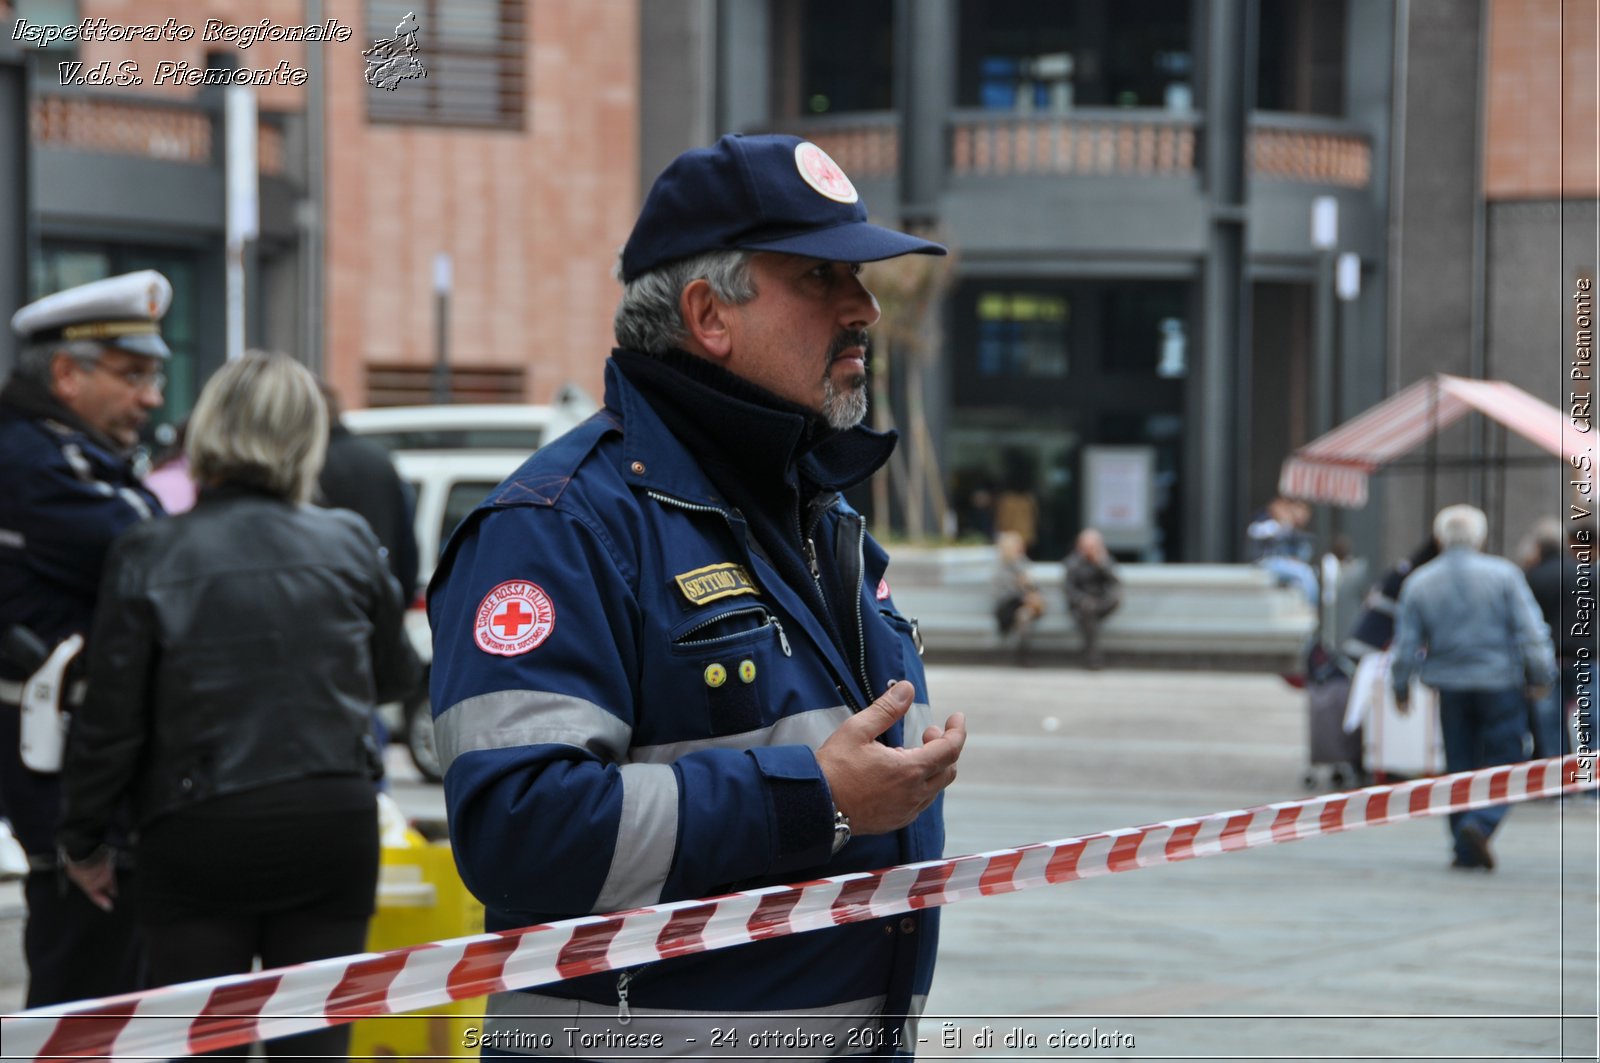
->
xmin=30 ymin=90 xmax=288 ymax=176
xmin=778 ymin=109 xmax=1372 ymax=189
xmin=1249 ymin=112 xmax=1371 ymax=188
xmin=951 ymin=108 xmax=1197 ymax=177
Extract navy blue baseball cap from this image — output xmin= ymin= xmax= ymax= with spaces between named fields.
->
xmin=619 ymin=133 xmax=946 ymax=282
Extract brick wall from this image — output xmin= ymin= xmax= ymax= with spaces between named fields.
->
xmin=324 ymin=0 xmax=639 ymax=408
xmin=75 ymin=0 xmax=311 ymax=111
xmin=1485 ymin=0 xmax=1600 ymax=199
xmin=68 ymin=0 xmax=640 ymax=408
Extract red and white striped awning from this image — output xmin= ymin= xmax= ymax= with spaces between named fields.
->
xmin=1279 ymin=374 xmax=1583 ymax=507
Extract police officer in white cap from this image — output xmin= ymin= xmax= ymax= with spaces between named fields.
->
xmin=0 ymin=270 xmax=171 ymax=1006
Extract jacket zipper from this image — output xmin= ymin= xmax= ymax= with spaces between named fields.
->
xmin=616 ymin=964 xmax=652 ymax=1024
xmin=850 ymin=516 xmax=871 ymax=697
xmin=675 ymin=605 xmax=791 ymax=656
xmin=647 ymin=490 xmax=737 ymax=526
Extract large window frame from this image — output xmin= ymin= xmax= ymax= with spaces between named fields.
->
xmin=947 ymin=277 xmax=1192 ymax=559
xmin=365 ymin=0 xmax=526 ymax=130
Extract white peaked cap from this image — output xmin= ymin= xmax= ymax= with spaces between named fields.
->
xmin=10 ymin=270 xmax=174 ymax=359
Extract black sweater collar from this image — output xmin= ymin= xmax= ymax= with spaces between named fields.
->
xmin=610 ymin=347 xmax=895 ymax=496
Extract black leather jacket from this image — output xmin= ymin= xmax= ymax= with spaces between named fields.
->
xmin=59 ymin=486 xmax=420 ymax=859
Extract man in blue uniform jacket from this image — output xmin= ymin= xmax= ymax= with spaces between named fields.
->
xmin=429 ymin=134 xmax=968 ymax=1057
xmin=0 ymin=270 xmax=170 ymax=1005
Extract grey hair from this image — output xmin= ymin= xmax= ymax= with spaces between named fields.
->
xmin=1434 ymin=504 xmax=1488 ymax=550
xmin=187 ymin=350 xmax=328 ymax=504
xmin=613 ymin=249 xmax=757 ymax=353
xmin=12 ymin=340 xmax=110 ymax=386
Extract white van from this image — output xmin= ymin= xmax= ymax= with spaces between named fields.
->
xmin=346 ymin=393 xmax=595 ymax=780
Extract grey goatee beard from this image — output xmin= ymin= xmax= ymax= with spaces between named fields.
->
xmin=822 ymin=329 xmax=871 ymax=429
xmin=822 ymin=375 xmax=869 ymax=430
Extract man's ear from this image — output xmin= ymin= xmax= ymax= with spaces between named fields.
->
xmin=679 ymin=279 xmax=733 ymax=361
xmin=49 ymin=351 xmax=83 ymax=401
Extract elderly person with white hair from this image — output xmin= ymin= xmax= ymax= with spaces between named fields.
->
xmin=59 ymin=351 xmax=419 ymax=1062
xmin=1390 ymin=504 xmax=1556 ymax=871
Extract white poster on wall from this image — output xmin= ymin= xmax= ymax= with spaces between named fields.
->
xmin=1083 ymin=445 xmax=1155 ymax=552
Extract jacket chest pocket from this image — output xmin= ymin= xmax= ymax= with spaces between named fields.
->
xmin=669 ymin=604 xmax=792 ymax=737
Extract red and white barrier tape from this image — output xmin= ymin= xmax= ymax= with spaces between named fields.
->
xmin=4 ymin=754 xmax=1592 ymax=1061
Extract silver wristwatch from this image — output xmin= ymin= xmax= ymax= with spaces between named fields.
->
xmin=830 ymin=808 xmax=852 ymax=855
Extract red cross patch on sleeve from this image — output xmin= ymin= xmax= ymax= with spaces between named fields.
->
xmin=473 ymin=580 xmax=556 ymax=656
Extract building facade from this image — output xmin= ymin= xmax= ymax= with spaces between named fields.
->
xmin=643 ymin=0 xmax=1396 ymax=562
xmin=7 ymin=0 xmax=1593 ymax=566
xmin=7 ymin=0 xmax=638 ymax=426
xmin=643 ymin=0 xmax=1596 ymax=565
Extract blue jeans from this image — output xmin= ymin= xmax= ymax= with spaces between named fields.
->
xmin=1261 ymin=555 xmax=1319 ymax=608
xmin=1530 ymin=681 xmax=1568 ymax=760
xmin=1437 ymin=686 xmax=1526 ymax=861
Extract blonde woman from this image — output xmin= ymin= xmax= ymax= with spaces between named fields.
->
xmin=60 ymin=351 xmax=418 ymax=1060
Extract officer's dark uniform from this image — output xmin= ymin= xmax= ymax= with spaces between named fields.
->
xmin=0 ymin=270 xmax=170 ymax=1007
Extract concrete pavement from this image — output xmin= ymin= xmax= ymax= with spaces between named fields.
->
xmin=921 ymin=665 xmax=1597 ymax=1062
xmin=2 ymin=664 xmax=1596 ymax=1062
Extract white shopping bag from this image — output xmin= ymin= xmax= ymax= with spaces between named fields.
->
xmin=1350 ymin=650 xmax=1444 ymax=778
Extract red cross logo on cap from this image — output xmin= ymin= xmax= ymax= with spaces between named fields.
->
xmin=474 ymin=580 xmax=556 ymax=656
xmin=794 ymin=142 xmax=859 ymax=204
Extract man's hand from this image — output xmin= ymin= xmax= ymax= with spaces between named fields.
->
xmin=815 ymin=680 xmax=966 ymax=837
xmin=64 ymin=847 xmax=117 ymax=912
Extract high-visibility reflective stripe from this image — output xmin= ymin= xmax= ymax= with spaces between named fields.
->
xmin=482 ymin=991 xmax=890 ymax=1057
xmin=594 ymin=763 xmax=678 ymax=911
xmin=433 ymin=689 xmax=631 ymax=772
xmin=629 ymin=705 xmax=850 ymax=763
xmin=901 ymin=994 xmax=928 ymax=1053
xmin=438 ymin=689 xmax=937 ymax=772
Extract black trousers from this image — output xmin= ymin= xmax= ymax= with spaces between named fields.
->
xmin=142 ymin=909 xmax=371 ymax=1062
xmin=23 ymin=865 xmax=142 ymax=1008
xmin=134 ymin=786 xmax=379 ymax=1061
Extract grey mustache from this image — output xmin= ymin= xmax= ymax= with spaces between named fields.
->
xmin=828 ymin=330 xmax=872 ymax=362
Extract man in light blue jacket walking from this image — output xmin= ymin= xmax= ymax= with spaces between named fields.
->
xmin=1392 ymin=504 xmax=1556 ymax=871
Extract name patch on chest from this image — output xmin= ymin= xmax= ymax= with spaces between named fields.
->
xmin=674 ymin=562 xmax=759 ymax=606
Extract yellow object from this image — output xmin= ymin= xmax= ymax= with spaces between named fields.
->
xmin=738 ymin=659 xmax=756 ymax=684
xmin=348 ymin=841 xmax=487 ymax=1061
xmin=704 ymin=662 xmax=727 ymax=687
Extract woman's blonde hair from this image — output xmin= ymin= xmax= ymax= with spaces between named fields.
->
xmin=187 ymin=350 xmax=328 ymax=504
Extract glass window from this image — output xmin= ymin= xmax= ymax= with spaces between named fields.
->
xmin=948 ymin=410 xmax=1082 ymax=557
xmin=975 ymin=291 xmax=1070 ymax=378
xmin=1100 ymin=284 xmax=1188 ymax=377
xmin=798 ymin=0 xmax=895 ymax=115
xmin=441 ymin=481 xmax=502 ymax=555
xmin=1256 ymin=0 xmax=1347 ymax=116
xmin=359 ymin=427 xmax=543 ymax=452
xmin=957 ymin=0 xmax=1193 ymax=111
xmin=366 ymin=0 xmax=525 ymax=129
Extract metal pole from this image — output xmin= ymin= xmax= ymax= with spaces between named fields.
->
xmin=0 ymin=20 xmax=30 ymax=378
xmin=431 ymin=290 xmax=450 ymax=404
xmin=1312 ymin=249 xmax=1336 ymax=551
xmin=224 ymin=86 xmax=259 ymax=362
xmin=1193 ymin=0 xmax=1256 ymax=561
xmin=1424 ymin=376 xmax=1438 ymax=530
xmin=431 ymin=252 xmax=452 ymax=404
xmin=1493 ymin=420 xmax=1507 ymax=555
xmin=301 ymin=0 xmax=326 ymax=375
